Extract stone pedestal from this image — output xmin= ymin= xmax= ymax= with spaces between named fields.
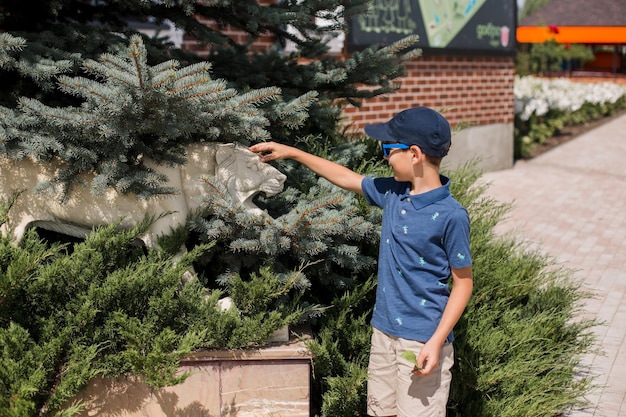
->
xmin=71 ymin=331 xmax=312 ymax=417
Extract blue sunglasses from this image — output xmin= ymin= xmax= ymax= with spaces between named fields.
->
xmin=382 ymin=143 xmax=410 ymax=157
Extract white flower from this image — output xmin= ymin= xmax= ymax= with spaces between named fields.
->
xmin=514 ymin=76 xmax=626 ymax=120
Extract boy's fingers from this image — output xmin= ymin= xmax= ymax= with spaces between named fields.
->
xmin=421 ymin=363 xmax=433 ymax=375
xmin=249 ymin=144 xmax=265 ymax=153
xmin=249 ymin=145 xmax=273 ymax=159
xmin=413 ymin=363 xmax=432 ymax=376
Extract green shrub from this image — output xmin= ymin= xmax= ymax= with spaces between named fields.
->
xmin=514 ymin=97 xmax=626 ymax=159
xmin=447 ymin=165 xmax=599 ymax=416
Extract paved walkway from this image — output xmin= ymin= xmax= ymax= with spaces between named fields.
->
xmin=479 ymin=113 xmax=626 ymax=416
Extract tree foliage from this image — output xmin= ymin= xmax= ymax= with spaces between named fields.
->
xmin=516 ymin=40 xmax=595 ymax=76
xmin=519 ymin=0 xmax=554 ymax=19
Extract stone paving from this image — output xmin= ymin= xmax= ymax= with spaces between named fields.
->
xmin=479 ymin=113 xmax=626 ymax=417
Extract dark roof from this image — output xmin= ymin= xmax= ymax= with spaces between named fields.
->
xmin=520 ymin=0 xmax=626 ymax=27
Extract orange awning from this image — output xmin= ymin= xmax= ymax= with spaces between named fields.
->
xmin=517 ymin=26 xmax=626 ymax=43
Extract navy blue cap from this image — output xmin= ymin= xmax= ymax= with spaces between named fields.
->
xmin=364 ymin=107 xmax=451 ymax=157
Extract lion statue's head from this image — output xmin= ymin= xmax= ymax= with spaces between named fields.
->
xmin=214 ymin=143 xmax=286 ymax=214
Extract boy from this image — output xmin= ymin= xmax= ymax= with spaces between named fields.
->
xmin=249 ymin=106 xmax=473 ymax=417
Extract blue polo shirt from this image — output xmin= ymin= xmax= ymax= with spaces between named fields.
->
xmin=362 ymin=175 xmax=472 ymax=342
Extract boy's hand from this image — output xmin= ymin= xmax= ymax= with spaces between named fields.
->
xmin=250 ymin=141 xmax=365 ymax=195
xmin=249 ymin=142 xmax=295 ymax=163
xmin=413 ymin=340 xmax=441 ymax=376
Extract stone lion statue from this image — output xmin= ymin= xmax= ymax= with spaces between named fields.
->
xmin=0 ymin=142 xmax=286 ymax=248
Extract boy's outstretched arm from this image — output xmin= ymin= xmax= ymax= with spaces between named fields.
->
xmin=249 ymin=141 xmax=365 ymax=195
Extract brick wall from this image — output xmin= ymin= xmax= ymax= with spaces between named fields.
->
xmin=343 ymin=55 xmax=516 ymax=133
xmin=182 ymin=0 xmax=276 ymax=55
xmin=182 ymin=22 xmax=275 ymax=56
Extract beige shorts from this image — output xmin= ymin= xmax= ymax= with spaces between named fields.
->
xmin=366 ymin=328 xmax=454 ymax=417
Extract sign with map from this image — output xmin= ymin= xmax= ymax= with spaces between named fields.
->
xmin=347 ymin=0 xmax=516 ymax=54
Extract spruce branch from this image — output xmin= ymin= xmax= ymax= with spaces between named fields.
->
xmin=56 ymin=76 xmax=124 ymax=107
xmin=0 ymin=33 xmax=26 ymax=55
xmin=171 ymin=81 xmax=233 ymax=102
xmin=128 ymin=36 xmax=148 ymax=89
xmin=282 ymin=196 xmax=345 ymax=235
xmin=19 ymin=97 xmax=86 ymax=127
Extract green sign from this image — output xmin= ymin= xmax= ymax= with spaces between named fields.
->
xmin=348 ymin=0 xmax=516 ymax=54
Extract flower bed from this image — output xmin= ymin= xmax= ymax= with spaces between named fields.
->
xmin=514 ymin=76 xmax=626 ymax=158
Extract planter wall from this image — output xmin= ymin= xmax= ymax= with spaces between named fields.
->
xmin=70 ymin=333 xmax=312 ymax=417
